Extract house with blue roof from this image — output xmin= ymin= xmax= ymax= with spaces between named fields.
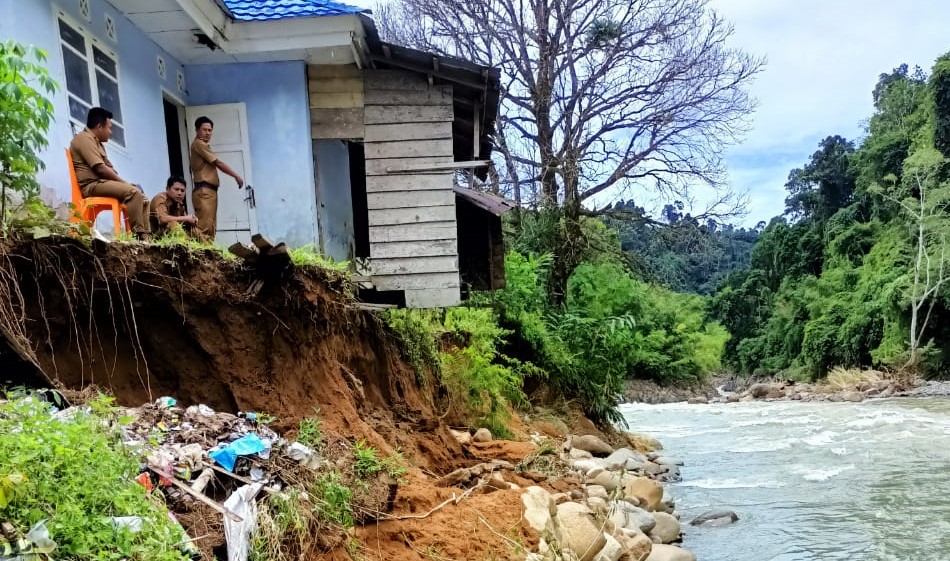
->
xmin=1 ymin=0 xmax=505 ymax=307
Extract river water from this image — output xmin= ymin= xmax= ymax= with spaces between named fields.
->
xmin=619 ymin=398 xmax=950 ymax=561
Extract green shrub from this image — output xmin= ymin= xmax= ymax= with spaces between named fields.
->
xmin=0 ymin=394 xmax=189 ymax=561
xmin=296 ymin=411 xmax=323 ymax=449
xmin=309 ymin=472 xmax=353 ymax=528
xmin=383 ymin=309 xmax=442 ymax=383
xmin=1 ymin=41 xmax=57 ymax=225
xmin=440 ymin=307 xmax=531 ymax=437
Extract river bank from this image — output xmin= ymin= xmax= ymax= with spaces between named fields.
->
xmin=624 ymin=371 xmax=950 ymax=405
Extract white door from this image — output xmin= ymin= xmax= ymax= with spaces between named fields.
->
xmin=185 ymin=103 xmax=256 ymax=245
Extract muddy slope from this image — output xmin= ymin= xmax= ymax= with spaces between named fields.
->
xmin=0 ymin=237 xmax=461 ymax=471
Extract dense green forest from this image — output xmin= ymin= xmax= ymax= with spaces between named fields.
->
xmin=711 ymin=59 xmax=950 ymax=379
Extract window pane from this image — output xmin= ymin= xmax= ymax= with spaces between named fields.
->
xmin=92 ymin=46 xmax=116 ymax=77
xmin=61 ymin=47 xmax=92 ymax=104
xmin=58 ymin=19 xmax=85 ymax=53
xmin=96 ymin=71 xmax=122 ymax=122
xmin=68 ymin=95 xmax=90 ymax=123
xmin=110 ymin=123 xmax=126 ymax=147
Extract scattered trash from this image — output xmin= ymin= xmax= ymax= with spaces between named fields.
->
xmin=223 ymin=484 xmax=264 ymax=561
xmin=285 ymin=441 xmax=313 ymax=462
xmin=109 ymin=516 xmax=143 ymax=533
xmin=209 ymin=434 xmax=268 ymax=472
xmin=155 ymin=396 xmax=177 ymax=408
xmin=0 ymin=520 xmax=56 ymax=561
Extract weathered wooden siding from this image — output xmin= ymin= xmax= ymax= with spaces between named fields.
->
xmin=308 ymin=64 xmax=364 ymax=139
xmin=363 ymin=70 xmax=460 ymax=308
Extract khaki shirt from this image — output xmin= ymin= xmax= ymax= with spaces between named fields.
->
xmin=70 ymin=129 xmax=113 ymax=188
xmin=190 ymin=138 xmax=220 ymax=187
xmin=149 ymin=191 xmax=187 ymax=235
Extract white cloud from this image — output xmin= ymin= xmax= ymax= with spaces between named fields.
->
xmin=709 ymin=0 xmax=950 ymax=223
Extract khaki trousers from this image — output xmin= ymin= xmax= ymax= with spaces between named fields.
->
xmin=82 ymin=180 xmax=150 ymax=234
xmin=192 ymin=186 xmax=218 ymax=242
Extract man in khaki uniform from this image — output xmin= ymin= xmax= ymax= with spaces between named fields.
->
xmin=189 ymin=116 xmax=244 ymax=242
xmin=150 ymin=176 xmax=197 ymax=237
xmin=70 ymin=107 xmax=150 ymax=239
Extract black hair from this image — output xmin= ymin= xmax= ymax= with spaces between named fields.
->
xmin=86 ymin=107 xmax=113 ymax=129
xmin=194 ymin=116 xmax=214 ymax=130
xmin=166 ymin=176 xmax=187 ymax=189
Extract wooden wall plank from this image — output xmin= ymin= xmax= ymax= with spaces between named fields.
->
xmin=371 ymin=255 xmax=459 ymax=276
xmin=364 ymin=70 xmax=429 ymax=91
xmin=364 ymin=156 xmax=454 ymax=176
xmin=370 ymin=239 xmax=458 ymax=259
xmin=308 ymin=77 xmax=363 ymax=94
xmin=369 ymin=221 xmax=457 ymax=243
xmin=366 ymin=174 xmax=453 ymax=193
xmin=372 ymin=272 xmax=460 ymax=291
xmin=309 ymin=92 xmax=364 ymax=109
xmin=403 ymin=287 xmax=461 ymax=308
xmin=363 ymin=87 xmax=452 ymax=106
xmin=307 ymin=64 xmax=362 ymax=79
xmin=367 ymin=190 xmax=455 ymax=210
xmin=364 ymin=105 xmax=453 ymax=125
xmin=310 ymin=108 xmax=364 ymax=139
xmin=368 ymin=205 xmax=456 ymax=226
xmin=364 ymin=139 xmax=453 ymax=159
xmin=364 ymin=123 xmax=452 ymax=143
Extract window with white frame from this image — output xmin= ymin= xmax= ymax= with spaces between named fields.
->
xmin=57 ymin=13 xmax=126 ymax=147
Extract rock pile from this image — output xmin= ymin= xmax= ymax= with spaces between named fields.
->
xmin=520 ymin=433 xmax=699 ymax=561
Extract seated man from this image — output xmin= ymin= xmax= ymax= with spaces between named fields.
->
xmin=70 ymin=107 xmax=150 ymax=239
xmin=150 ymin=176 xmax=197 ymax=237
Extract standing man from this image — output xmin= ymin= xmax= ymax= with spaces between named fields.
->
xmin=189 ymin=116 xmax=244 ymax=242
xmin=150 ymin=176 xmax=197 ymax=237
xmin=70 ymin=107 xmax=150 ymax=239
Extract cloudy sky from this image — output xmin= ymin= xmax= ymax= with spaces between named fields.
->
xmin=348 ymin=0 xmax=950 ymax=224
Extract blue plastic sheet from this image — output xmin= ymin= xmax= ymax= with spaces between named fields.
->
xmin=209 ymin=434 xmax=267 ymax=472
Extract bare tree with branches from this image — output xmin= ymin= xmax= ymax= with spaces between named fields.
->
xmin=376 ymin=0 xmax=763 ymax=218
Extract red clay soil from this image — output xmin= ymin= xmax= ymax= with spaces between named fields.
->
xmin=0 ymin=237 xmax=463 ymax=472
xmin=0 ymin=237 xmax=573 ymax=561
xmin=345 ymin=467 xmax=539 ymax=561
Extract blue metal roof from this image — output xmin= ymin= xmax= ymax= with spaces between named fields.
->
xmin=221 ymin=0 xmax=367 ymax=21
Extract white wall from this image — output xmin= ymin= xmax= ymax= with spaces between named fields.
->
xmin=0 ymin=0 xmax=189 ymax=206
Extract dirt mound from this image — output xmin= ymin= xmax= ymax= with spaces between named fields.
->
xmin=0 ymin=236 xmax=461 ymax=472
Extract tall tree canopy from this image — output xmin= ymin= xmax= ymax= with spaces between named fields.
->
xmin=377 ymin=0 xmax=763 ymax=214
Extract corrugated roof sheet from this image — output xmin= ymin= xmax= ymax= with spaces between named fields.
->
xmin=221 ymin=0 xmax=366 ymax=21
xmin=454 ymin=186 xmax=516 ymax=216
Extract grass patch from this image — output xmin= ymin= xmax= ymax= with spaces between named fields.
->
xmin=352 ymin=440 xmax=407 ymax=480
xmin=310 ymin=472 xmax=354 ymax=528
xmin=296 ymin=411 xmax=323 ymax=449
xmin=0 ymin=393 xmax=190 ymax=561
xmin=288 ymin=245 xmax=349 ymax=272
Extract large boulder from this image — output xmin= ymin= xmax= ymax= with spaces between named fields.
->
xmin=623 ymin=477 xmax=664 ymax=511
xmin=473 ymin=428 xmax=493 ymax=442
xmin=589 ymin=469 xmax=623 ymax=492
xmin=522 ymin=486 xmax=558 ymax=539
xmin=556 ymin=502 xmax=608 ymax=561
xmin=570 ymin=448 xmax=595 ymax=460
xmin=614 ymin=502 xmax=656 ymax=534
xmin=616 ymin=531 xmax=653 ymax=561
xmin=603 ymin=448 xmax=648 ymax=471
xmin=748 ymin=383 xmax=773 ymax=399
xmin=586 ymin=484 xmax=610 ymax=500
xmin=571 ymin=434 xmax=615 ymax=456
xmin=648 ymin=512 xmax=680 ymax=544
xmin=689 ymin=510 xmax=739 ymax=527
xmin=594 ymin=533 xmax=624 ymax=561
xmin=644 ymin=544 xmax=696 ymax=561
xmin=574 ymin=459 xmax=606 ymax=475
xmin=842 ymin=390 xmax=865 ymax=402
